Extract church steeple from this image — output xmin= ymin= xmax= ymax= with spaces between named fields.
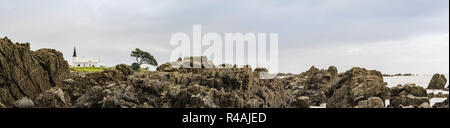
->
xmin=73 ymin=46 xmax=77 ymax=57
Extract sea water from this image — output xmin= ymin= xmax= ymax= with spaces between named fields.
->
xmin=383 ymin=74 xmax=449 ymax=89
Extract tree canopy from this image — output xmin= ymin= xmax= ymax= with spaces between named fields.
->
xmin=130 ymin=48 xmax=158 ymax=67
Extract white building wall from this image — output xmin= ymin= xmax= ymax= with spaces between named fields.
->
xmin=72 ymin=57 xmax=100 ymax=67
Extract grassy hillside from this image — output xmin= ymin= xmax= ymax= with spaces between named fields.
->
xmin=70 ymin=66 xmax=114 ymax=72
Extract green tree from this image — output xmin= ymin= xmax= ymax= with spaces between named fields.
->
xmin=131 ymin=63 xmax=140 ymax=71
xmin=130 ymin=48 xmax=158 ymax=69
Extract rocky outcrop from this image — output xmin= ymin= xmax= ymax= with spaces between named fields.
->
xmin=0 ymin=37 xmax=69 ymax=107
xmin=60 ymin=64 xmax=134 ymax=106
xmin=389 ymin=84 xmax=430 ymax=108
xmin=427 ymin=74 xmax=447 ymax=89
xmin=4 ymin=37 xmax=444 ymax=109
xmin=282 ymin=66 xmax=338 ymax=107
xmin=62 ymin=57 xmax=287 ymax=108
xmin=326 ymin=67 xmax=389 ymax=108
xmin=306 ymin=66 xmax=338 ymax=95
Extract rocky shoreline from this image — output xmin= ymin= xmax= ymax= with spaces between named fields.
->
xmin=1 ymin=37 xmax=448 ymax=108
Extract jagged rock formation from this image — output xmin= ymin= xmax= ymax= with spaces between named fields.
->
xmin=0 ymin=37 xmax=69 ymax=107
xmin=0 ymin=37 xmax=443 ymax=108
xmin=61 ymin=64 xmax=135 ymax=108
xmin=326 ymin=67 xmax=390 ymax=108
xmin=60 ymin=57 xmax=288 ymax=108
xmin=427 ymin=74 xmax=447 ymax=89
xmin=282 ymin=66 xmax=337 ymax=107
xmin=389 ymin=84 xmax=430 ymax=108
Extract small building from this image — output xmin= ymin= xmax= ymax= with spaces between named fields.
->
xmin=72 ymin=46 xmax=100 ymax=67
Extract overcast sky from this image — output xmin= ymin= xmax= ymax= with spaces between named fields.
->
xmin=0 ymin=0 xmax=448 ymax=74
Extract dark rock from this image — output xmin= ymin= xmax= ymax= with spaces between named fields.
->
xmin=427 ymin=74 xmax=447 ymax=89
xmin=73 ymin=86 xmax=106 ymax=108
xmin=355 ymin=97 xmax=385 ymax=108
xmin=391 ymin=94 xmax=429 ymax=108
xmin=282 ymin=66 xmax=336 ymax=107
xmin=327 ymin=66 xmax=338 ymax=77
xmin=64 ymin=58 xmax=287 ymax=108
xmin=390 ymin=84 xmax=430 ymax=108
xmin=156 ymin=63 xmax=178 ymax=72
xmin=391 ymin=84 xmax=427 ymax=97
xmin=83 ymin=64 xmax=134 ymax=86
xmin=115 ymin=64 xmax=134 ymax=76
xmin=254 ymin=68 xmax=268 ymax=73
xmin=0 ymin=37 xmax=69 ymax=107
xmin=326 ymin=67 xmax=389 ymax=108
xmin=288 ymin=96 xmax=310 ymax=108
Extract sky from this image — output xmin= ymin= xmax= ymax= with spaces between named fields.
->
xmin=0 ymin=0 xmax=448 ymax=74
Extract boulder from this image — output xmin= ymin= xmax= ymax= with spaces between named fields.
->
xmin=391 ymin=95 xmax=429 ymax=108
xmin=327 ymin=66 xmax=338 ymax=77
xmin=327 ymin=67 xmax=390 ymax=108
xmin=14 ymin=97 xmax=35 ymax=108
xmin=389 ymin=84 xmax=430 ymax=108
xmin=156 ymin=63 xmax=178 ymax=72
xmin=427 ymin=74 xmax=447 ymax=89
xmin=418 ymin=102 xmax=431 ymax=108
xmin=35 ymin=87 xmax=72 ymax=108
xmin=355 ymin=97 xmax=385 ymax=108
xmin=391 ymin=84 xmax=427 ymax=97
xmin=115 ymin=64 xmax=134 ymax=76
xmin=0 ymin=37 xmax=69 ymax=107
xmin=73 ymin=86 xmax=107 ymax=108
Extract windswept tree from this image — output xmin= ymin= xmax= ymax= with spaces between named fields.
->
xmin=130 ymin=48 xmax=158 ymax=70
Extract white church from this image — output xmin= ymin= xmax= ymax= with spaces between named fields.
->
xmin=72 ymin=46 xmax=100 ymax=67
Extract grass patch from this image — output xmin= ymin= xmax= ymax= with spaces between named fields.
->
xmin=70 ymin=66 xmax=114 ymax=72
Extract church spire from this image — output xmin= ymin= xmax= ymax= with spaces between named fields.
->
xmin=73 ymin=46 xmax=77 ymax=57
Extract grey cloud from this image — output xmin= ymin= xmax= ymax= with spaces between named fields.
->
xmin=0 ymin=0 xmax=448 ymax=74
